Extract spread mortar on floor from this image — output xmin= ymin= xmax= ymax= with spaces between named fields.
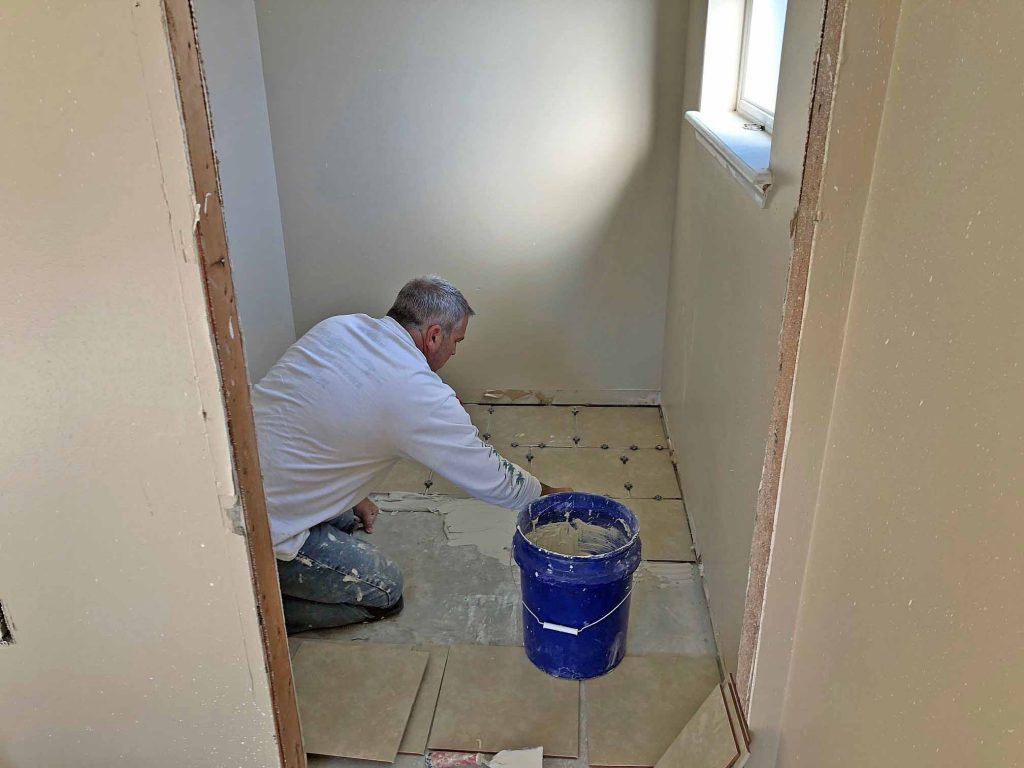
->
xmin=375 ymin=493 xmax=518 ymax=562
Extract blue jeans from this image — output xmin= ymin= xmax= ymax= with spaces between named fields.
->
xmin=277 ymin=511 xmax=404 ymax=633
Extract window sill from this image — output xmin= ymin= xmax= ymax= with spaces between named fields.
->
xmin=685 ymin=110 xmax=773 ymax=207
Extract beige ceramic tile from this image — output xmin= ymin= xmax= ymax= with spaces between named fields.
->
xmin=586 ymin=654 xmax=721 ymax=767
xmin=576 ymin=407 xmax=667 ymax=449
xmin=428 ymin=644 xmax=580 ymax=757
xmin=624 ymin=450 xmax=681 ymax=499
xmin=654 ymin=684 xmax=739 ymax=768
xmin=464 ymin=404 xmax=492 ymax=436
xmin=627 ymin=499 xmax=695 ymax=562
xmin=529 ymin=448 xmax=630 ymax=498
xmin=288 ymin=637 xmax=304 ymax=660
xmin=399 ymin=646 xmax=450 ymax=755
xmin=425 ymin=448 xmax=533 ymax=497
xmin=487 ymin=405 xmax=577 ymax=447
xmin=292 ymin=640 xmax=428 ymax=762
xmin=375 ymin=459 xmax=431 ymax=494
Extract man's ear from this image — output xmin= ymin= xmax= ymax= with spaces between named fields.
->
xmin=425 ymin=323 xmax=444 ymax=348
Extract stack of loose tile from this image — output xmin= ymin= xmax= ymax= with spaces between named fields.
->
xmin=399 ymin=646 xmax=451 ymax=755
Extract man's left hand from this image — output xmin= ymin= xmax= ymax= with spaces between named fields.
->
xmin=353 ymin=497 xmax=380 ymax=533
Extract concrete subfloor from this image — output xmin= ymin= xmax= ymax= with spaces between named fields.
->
xmin=292 ymin=406 xmax=721 ymax=768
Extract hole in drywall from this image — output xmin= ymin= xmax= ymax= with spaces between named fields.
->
xmin=0 ymin=600 xmax=15 ymax=645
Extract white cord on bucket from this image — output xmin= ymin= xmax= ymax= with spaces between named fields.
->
xmin=521 ymin=586 xmax=634 ymax=636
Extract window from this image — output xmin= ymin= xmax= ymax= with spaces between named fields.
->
xmin=685 ymin=0 xmax=789 ymax=205
xmin=737 ymin=0 xmax=788 ymax=132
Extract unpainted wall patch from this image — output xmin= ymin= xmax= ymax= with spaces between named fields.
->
xmin=0 ymin=600 xmax=15 ymax=645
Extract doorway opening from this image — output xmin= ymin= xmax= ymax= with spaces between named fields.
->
xmin=164 ymin=0 xmax=836 ymax=764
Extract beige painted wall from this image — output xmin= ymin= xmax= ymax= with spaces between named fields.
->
xmin=660 ymin=0 xmax=823 ymax=670
xmin=776 ymin=1 xmax=1024 ymax=764
xmin=193 ymin=0 xmax=296 ymax=381
xmin=254 ymin=0 xmax=688 ymax=395
xmin=0 ymin=3 xmax=280 ymax=765
xmin=745 ymin=1 xmax=901 ymax=763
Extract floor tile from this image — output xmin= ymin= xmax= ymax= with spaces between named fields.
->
xmin=624 ymin=450 xmax=681 ymax=499
xmin=585 ymin=654 xmax=721 ymax=767
xmin=292 ymin=640 xmax=428 ymax=762
xmin=529 ymin=448 xmax=630 ymax=498
xmin=399 ymin=646 xmax=450 ymax=755
xmin=375 ymin=459 xmax=431 ymax=494
xmin=627 ymin=563 xmax=717 ymax=657
xmin=428 ymin=644 xmax=580 ymax=757
xmin=488 ymin=406 xmax=577 ymax=448
xmin=576 ymin=407 xmax=666 ymax=449
xmin=464 ymin=404 xmax=492 ymax=436
xmin=654 ymin=684 xmax=739 ymax=768
xmin=626 ymin=499 xmax=695 ymax=561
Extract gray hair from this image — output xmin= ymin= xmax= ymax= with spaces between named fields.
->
xmin=387 ymin=275 xmax=475 ymax=333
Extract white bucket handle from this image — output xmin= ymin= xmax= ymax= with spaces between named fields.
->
xmin=522 ymin=586 xmax=634 ymax=636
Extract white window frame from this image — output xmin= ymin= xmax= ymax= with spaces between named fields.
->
xmin=686 ymin=0 xmax=788 ymax=206
xmin=735 ymin=0 xmax=785 ymax=133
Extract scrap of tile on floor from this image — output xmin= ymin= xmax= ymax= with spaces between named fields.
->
xmin=654 ymin=684 xmax=743 ymax=768
xmin=428 ymin=644 xmax=580 ymax=758
xmin=291 ymin=640 xmax=428 ymax=762
xmin=585 ymin=654 xmax=722 ymax=767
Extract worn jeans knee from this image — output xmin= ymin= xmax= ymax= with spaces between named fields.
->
xmin=277 ymin=518 xmax=403 ymax=610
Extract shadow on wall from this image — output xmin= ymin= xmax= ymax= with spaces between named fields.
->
xmin=255 ymin=0 xmax=689 ymax=392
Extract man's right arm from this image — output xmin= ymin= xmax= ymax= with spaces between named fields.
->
xmin=398 ymin=396 xmax=561 ymax=509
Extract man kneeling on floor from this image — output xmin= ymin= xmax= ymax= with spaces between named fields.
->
xmin=253 ymin=275 xmax=569 ymax=633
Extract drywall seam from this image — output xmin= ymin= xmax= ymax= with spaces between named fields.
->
xmin=131 ymin=1 xmax=238 ymax=528
xmin=135 ymin=5 xmax=275 ymax=724
xmin=734 ymin=0 xmax=843 ymax=705
xmin=161 ymin=1 xmax=304 ymax=764
xmin=740 ymin=1 xmax=905 ymax=762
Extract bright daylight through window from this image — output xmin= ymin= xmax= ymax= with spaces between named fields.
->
xmin=738 ymin=0 xmax=788 ymax=132
xmin=684 ymin=0 xmax=788 ymax=205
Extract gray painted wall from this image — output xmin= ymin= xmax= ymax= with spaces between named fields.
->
xmin=254 ymin=0 xmax=687 ymax=395
xmin=194 ymin=0 xmax=295 ymax=382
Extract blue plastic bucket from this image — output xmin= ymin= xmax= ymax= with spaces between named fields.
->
xmin=512 ymin=492 xmax=641 ymax=679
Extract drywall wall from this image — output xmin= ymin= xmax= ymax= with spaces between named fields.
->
xmin=193 ymin=0 xmax=295 ymax=382
xmin=660 ymin=0 xmax=823 ymax=671
xmin=0 ymin=2 xmax=280 ymax=765
xmin=254 ymin=0 xmax=688 ymax=395
xmin=743 ymin=0 xmax=901 ymax=762
xmin=776 ymin=1 xmax=1024 ymax=763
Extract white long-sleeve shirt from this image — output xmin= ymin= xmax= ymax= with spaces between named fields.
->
xmin=252 ymin=314 xmax=542 ymax=559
